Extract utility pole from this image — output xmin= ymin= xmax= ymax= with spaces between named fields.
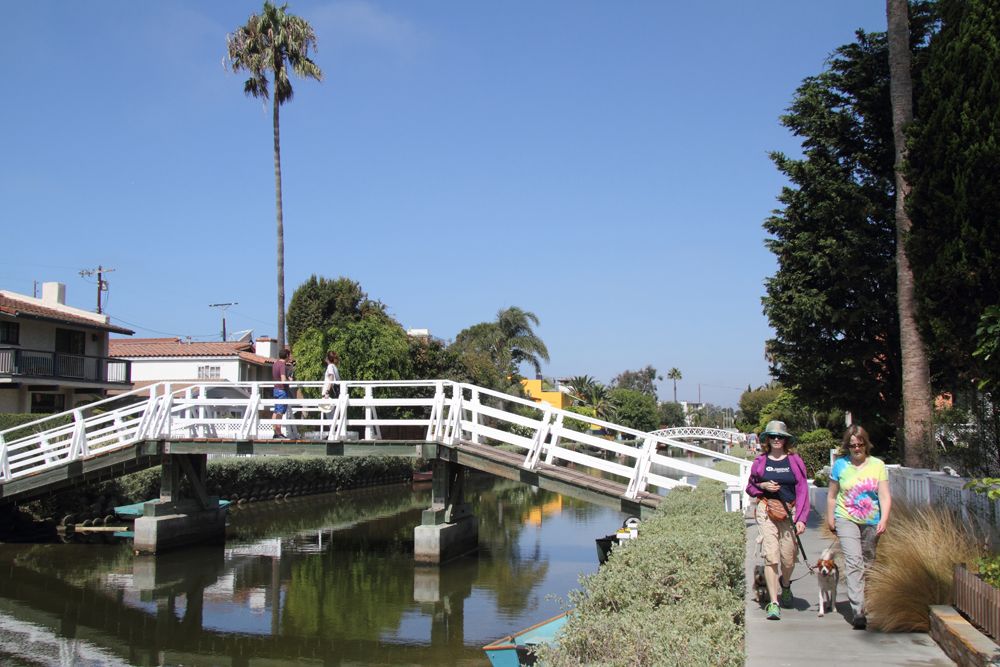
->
xmin=79 ymin=265 xmax=115 ymax=313
xmin=209 ymin=302 xmax=238 ymax=341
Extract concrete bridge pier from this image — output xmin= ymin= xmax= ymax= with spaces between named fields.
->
xmin=414 ymin=460 xmax=478 ymax=564
xmin=133 ymin=453 xmax=226 ymax=554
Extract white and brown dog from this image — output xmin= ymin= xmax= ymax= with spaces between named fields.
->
xmin=816 ymin=546 xmax=840 ymax=617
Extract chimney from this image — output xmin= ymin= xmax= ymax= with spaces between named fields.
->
xmin=254 ymin=336 xmax=278 ymax=359
xmin=42 ymin=282 xmax=66 ymax=305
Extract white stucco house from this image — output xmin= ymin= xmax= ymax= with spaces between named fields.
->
xmin=0 ymin=282 xmax=134 ymax=413
xmin=108 ymin=336 xmax=276 ymax=397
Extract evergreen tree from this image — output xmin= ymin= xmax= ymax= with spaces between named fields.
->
xmin=907 ymin=0 xmax=1000 ymax=389
xmin=762 ymin=7 xmax=936 ymax=445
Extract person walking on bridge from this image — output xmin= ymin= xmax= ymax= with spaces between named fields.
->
xmin=322 ymin=350 xmax=341 ymax=399
xmin=746 ymin=420 xmax=810 ymax=620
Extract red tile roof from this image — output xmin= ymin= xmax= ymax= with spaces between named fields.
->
xmin=0 ymin=293 xmax=134 ymax=335
xmin=110 ymin=337 xmax=273 ymax=366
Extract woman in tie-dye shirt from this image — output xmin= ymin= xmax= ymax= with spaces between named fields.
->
xmin=826 ymin=424 xmax=892 ymax=629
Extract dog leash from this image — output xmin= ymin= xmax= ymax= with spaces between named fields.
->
xmin=778 ymin=497 xmax=816 ymax=575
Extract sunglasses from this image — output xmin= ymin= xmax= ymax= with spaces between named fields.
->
xmin=768 ymin=435 xmax=788 ymax=441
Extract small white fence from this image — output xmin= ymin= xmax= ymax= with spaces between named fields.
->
xmin=888 ymin=466 xmax=1000 ymax=543
xmin=0 ymin=380 xmax=752 ymax=509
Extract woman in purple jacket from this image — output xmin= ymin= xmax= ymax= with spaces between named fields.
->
xmin=746 ymin=420 xmax=810 ymax=620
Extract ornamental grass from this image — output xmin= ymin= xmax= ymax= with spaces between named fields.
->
xmin=866 ymin=501 xmax=982 ymax=632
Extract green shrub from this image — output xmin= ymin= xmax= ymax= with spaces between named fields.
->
xmin=978 ymin=553 xmax=1000 ymax=588
xmin=537 ymin=480 xmax=744 ymax=666
xmin=798 ymin=428 xmax=834 ymax=444
xmin=0 ymin=412 xmax=73 ymax=441
xmin=795 ymin=440 xmax=836 ymax=478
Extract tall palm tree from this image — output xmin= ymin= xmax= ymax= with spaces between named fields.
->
xmin=227 ymin=2 xmax=322 ymax=352
xmin=887 ymin=0 xmax=934 ymax=466
xmin=494 ymin=307 xmax=550 ymax=377
xmin=667 ymin=367 xmax=682 ymax=403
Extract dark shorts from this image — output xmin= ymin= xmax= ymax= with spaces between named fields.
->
xmin=273 ymin=388 xmax=288 ymax=415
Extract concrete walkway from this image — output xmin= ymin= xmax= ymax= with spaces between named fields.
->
xmin=744 ymin=508 xmax=955 ymax=666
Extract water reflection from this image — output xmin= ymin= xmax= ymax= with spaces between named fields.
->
xmin=0 ymin=473 xmax=626 ymax=665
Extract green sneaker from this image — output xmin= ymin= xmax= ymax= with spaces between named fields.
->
xmin=766 ymin=602 xmax=781 ymax=620
xmin=780 ymin=585 xmax=793 ymax=608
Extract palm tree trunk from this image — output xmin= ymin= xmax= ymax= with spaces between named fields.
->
xmin=273 ymin=94 xmax=286 ymax=352
xmin=887 ymin=0 xmax=934 ymax=467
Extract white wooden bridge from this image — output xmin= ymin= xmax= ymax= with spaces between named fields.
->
xmin=0 ymin=380 xmax=751 ymax=520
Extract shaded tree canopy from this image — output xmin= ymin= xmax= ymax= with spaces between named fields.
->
xmin=907 ymin=0 xmax=1000 ymax=389
xmin=612 ymin=365 xmax=662 ymax=397
xmin=450 ymin=307 xmax=549 ymax=392
xmin=609 ymin=388 xmax=658 ymax=432
xmin=657 ymin=401 xmax=686 ymax=428
xmin=287 ymin=275 xmax=389 ymax=347
xmin=762 ymin=6 xmax=936 ymax=443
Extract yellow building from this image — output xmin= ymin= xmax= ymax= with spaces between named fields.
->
xmin=521 ymin=378 xmax=574 ymax=410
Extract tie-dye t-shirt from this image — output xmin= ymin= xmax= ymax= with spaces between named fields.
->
xmin=831 ymin=456 xmax=888 ymax=525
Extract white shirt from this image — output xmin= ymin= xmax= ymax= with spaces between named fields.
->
xmin=322 ymin=362 xmax=340 ymax=396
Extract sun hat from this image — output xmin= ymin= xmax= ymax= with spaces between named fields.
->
xmin=319 ymin=401 xmax=334 ymax=415
xmin=760 ymin=420 xmax=795 ymax=442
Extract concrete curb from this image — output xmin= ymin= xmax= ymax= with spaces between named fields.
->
xmin=929 ymin=605 xmax=1000 ymax=667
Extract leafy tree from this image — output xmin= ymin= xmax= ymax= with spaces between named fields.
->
xmin=667 ymin=367 xmax=682 ymax=403
xmin=657 ymin=401 xmax=686 ymax=428
xmin=572 ymin=381 xmax=617 ymax=423
xmin=762 ymin=8 xmax=936 ymax=445
xmin=888 ymin=0 xmax=936 ymax=467
xmin=450 ymin=307 xmax=549 ymax=392
xmin=739 ymin=385 xmax=782 ymax=428
xmin=226 ymin=1 xmax=322 ymax=351
xmin=612 ymin=365 xmax=662 ymax=397
xmin=291 ymin=318 xmax=412 ymax=387
xmin=287 ymin=275 xmax=374 ymax=347
xmin=408 ymin=336 xmax=464 ymax=382
xmin=907 ymin=0 xmax=1000 ymax=392
xmin=609 ymin=388 xmax=659 ymax=432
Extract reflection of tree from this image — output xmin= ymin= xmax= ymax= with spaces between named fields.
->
xmin=2 ymin=542 xmax=134 ymax=587
xmin=281 ymin=519 xmax=416 ymax=640
xmin=467 ymin=475 xmax=559 ymax=614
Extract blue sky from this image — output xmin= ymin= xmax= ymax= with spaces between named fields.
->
xmin=2 ymin=2 xmax=888 ymax=407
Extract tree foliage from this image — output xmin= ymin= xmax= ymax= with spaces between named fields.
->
xmin=449 ymin=307 xmax=549 ymax=392
xmin=907 ymin=0 xmax=1000 ymax=389
xmin=762 ymin=8 xmax=936 ymax=444
xmin=609 ymin=388 xmax=659 ymax=432
xmin=657 ymin=401 xmax=686 ymax=428
xmin=739 ymin=385 xmax=782 ymax=428
xmin=612 ymin=365 xmax=662 ymax=397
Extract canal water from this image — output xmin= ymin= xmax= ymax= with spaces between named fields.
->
xmin=0 ymin=473 xmax=631 ymax=666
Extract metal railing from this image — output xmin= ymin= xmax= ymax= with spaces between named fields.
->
xmin=0 ymin=380 xmax=752 ymax=509
xmin=0 ymin=347 xmax=131 ymax=384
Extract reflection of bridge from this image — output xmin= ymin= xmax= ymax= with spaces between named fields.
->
xmin=1 ymin=380 xmax=751 ymax=555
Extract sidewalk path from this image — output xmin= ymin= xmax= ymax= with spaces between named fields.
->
xmin=744 ymin=508 xmax=954 ymax=666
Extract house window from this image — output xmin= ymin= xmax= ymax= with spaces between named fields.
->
xmin=198 ymin=365 xmax=221 ymax=380
xmin=31 ymin=393 xmax=66 ymax=414
xmin=0 ymin=321 xmax=18 ymax=345
xmin=55 ymin=328 xmax=85 ymax=355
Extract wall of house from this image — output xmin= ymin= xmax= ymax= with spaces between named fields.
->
xmin=12 ymin=319 xmax=107 ymax=357
xmin=128 ymin=358 xmax=245 ymax=383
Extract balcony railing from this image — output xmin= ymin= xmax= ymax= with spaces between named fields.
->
xmin=0 ymin=347 xmax=131 ymax=385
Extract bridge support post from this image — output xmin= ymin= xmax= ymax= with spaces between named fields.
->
xmin=134 ymin=453 xmax=226 ymax=554
xmin=414 ymin=460 xmax=478 ymax=564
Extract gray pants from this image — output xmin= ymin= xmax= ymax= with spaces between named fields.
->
xmin=835 ymin=517 xmax=879 ymax=617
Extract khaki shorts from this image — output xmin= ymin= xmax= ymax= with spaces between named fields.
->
xmin=755 ymin=500 xmax=798 ymax=567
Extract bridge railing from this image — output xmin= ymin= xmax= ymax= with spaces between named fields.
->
xmin=1 ymin=380 xmax=751 ymax=509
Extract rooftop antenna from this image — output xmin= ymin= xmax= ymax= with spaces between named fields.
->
xmin=209 ymin=302 xmax=238 ymax=341
xmin=79 ymin=265 xmax=115 ymax=313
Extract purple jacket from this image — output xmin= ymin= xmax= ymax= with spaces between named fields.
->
xmin=746 ymin=453 xmax=811 ymax=525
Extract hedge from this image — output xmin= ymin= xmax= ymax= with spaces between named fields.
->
xmin=20 ymin=456 xmax=419 ymax=523
xmin=0 ymin=412 xmax=73 ymax=442
xmin=536 ymin=479 xmax=745 ymax=666
xmin=795 ymin=440 xmax=837 ymax=478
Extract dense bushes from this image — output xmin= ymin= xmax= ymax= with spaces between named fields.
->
xmin=0 ymin=412 xmax=72 ymax=441
xmin=795 ymin=440 xmax=836 ymax=478
xmin=21 ymin=456 xmax=419 ymax=523
xmin=537 ymin=480 xmax=745 ymax=666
